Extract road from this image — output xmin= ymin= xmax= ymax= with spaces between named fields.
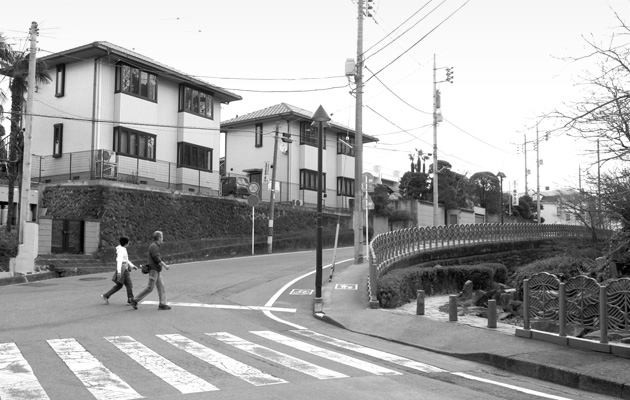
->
xmin=0 ymin=247 xmax=618 ymax=399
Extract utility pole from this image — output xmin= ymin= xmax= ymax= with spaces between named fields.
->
xmin=524 ymin=132 xmax=528 ymax=195
xmin=432 ymin=55 xmax=440 ymax=226
xmin=267 ymin=122 xmax=280 ymax=253
xmin=19 ymin=22 xmax=37 ymax=245
xmin=536 ymin=124 xmax=540 ymax=224
xmin=597 ymin=138 xmax=601 ymax=229
xmin=353 ymin=0 xmax=365 ymax=264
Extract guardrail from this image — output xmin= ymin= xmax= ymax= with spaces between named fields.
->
xmin=367 ymin=223 xmax=609 ymax=308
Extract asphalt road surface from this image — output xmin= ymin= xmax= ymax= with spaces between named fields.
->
xmin=0 ymin=247 xmax=618 ymax=399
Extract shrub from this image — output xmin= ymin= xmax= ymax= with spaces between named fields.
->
xmin=513 ymin=255 xmax=596 ymax=300
xmin=377 ymin=263 xmax=507 ymax=308
xmin=0 ymin=229 xmax=18 ymax=271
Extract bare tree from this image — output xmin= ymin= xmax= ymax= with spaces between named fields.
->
xmin=548 ymin=12 xmax=630 ymax=165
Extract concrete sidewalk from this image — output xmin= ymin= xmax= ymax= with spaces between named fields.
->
xmin=316 ymin=262 xmax=630 ymax=399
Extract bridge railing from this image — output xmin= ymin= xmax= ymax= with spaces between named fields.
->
xmin=367 ymin=223 xmax=609 ymax=308
xmin=521 ymin=272 xmax=630 ymax=344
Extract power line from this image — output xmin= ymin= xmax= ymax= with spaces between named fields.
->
xmin=365 ymin=0 xmax=470 ymax=85
xmin=365 ymin=65 xmax=431 ymax=114
xmin=443 ymin=118 xmax=514 ymax=154
xmin=364 ymin=0 xmax=445 ymax=62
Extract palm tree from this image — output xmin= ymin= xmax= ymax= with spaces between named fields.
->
xmin=0 ymin=35 xmax=51 ymax=232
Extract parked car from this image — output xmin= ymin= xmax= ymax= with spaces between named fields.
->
xmin=221 ymin=176 xmax=250 ymax=198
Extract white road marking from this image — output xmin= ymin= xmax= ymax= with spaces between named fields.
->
xmin=105 ymin=336 xmax=217 ymax=394
xmin=262 ymin=258 xmax=354 ymax=330
xmin=252 ymin=331 xmax=402 ymax=376
xmin=452 ymin=372 xmax=574 ymax=400
xmin=47 ymin=338 xmax=140 ymax=400
xmin=0 ymin=342 xmax=50 ymax=400
xmin=157 ymin=334 xmax=286 ymax=386
xmin=292 ymin=330 xmax=447 ymax=373
xmin=206 ymin=332 xmax=347 ymax=380
xmin=140 ymin=301 xmax=295 ymax=313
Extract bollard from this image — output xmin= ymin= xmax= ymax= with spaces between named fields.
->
xmin=449 ymin=295 xmax=458 ymax=322
xmin=416 ymin=290 xmax=425 ymax=315
xmin=487 ymin=299 xmax=497 ymax=328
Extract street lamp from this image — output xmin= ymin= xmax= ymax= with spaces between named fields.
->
xmin=497 ymin=172 xmax=506 ymax=224
xmin=312 ymin=105 xmax=331 ymax=312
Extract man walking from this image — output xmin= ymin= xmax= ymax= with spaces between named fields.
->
xmin=130 ymin=231 xmax=171 ymax=310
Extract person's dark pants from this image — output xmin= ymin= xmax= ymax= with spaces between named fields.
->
xmin=104 ymin=270 xmax=134 ymax=301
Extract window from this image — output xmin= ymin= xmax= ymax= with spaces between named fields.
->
xmin=53 ymin=124 xmax=63 ymax=158
xmin=299 ymin=122 xmax=325 ymax=149
xmin=337 ymin=177 xmax=354 ymax=197
xmin=565 ymin=213 xmax=571 ymax=222
xmin=178 ymin=142 xmax=212 ymax=171
xmin=255 ymin=123 xmax=263 ymax=147
xmin=55 ymin=64 xmax=65 ymax=97
xmin=113 ymin=127 xmax=156 ymax=160
xmin=116 ymin=64 xmax=157 ymax=102
xmin=337 ymin=133 xmax=355 ymax=156
xmin=179 ymin=85 xmax=214 ymax=119
xmin=300 ymin=169 xmax=326 ymax=191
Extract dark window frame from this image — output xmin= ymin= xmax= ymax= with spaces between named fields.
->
xmin=177 ymin=142 xmax=213 ymax=172
xmin=337 ymin=133 xmax=355 ymax=156
xmin=336 ymin=177 xmax=354 ymax=197
xmin=178 ymin=85 xmax=214 ymax=120
xmin=115 ymin=63 xmax=158 ymax=102
xmin=255 ymin=123 xmax=263 ymax=148
xmin=300 ymin=169 xmax=326 ymax=191
xmin=113 ymin=126 xmax=156 ymax=161
xmin=53 ymin=123 xmax=63 ymax=158
xmin=299 ymin=121 xmax=326 ymax=149
xmin=55 ymin=64 xmax=65 ymax=97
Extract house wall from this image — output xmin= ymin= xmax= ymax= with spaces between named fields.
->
xmin=32 ymin=60 xmax=98 ymax=157
xmin=32 ymin=56 xmax=224 ymax=192
xmin=224 ymin=118 xmax=354 ymax=208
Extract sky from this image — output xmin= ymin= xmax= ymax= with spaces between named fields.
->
xmin=1 ymin=0 xmax=629 ymax=195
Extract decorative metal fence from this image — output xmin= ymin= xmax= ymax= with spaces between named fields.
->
xmin=523 ymin=272 xmax=630 ymax=343
xmin=367 ymin=223 xmax=610 ymax=308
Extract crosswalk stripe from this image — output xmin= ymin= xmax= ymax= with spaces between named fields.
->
xmin=251 ymin=331 xmax=402 ymax=376
xmin=0 ymin=343 xmax=50 ymax=400
xmin=157 ymin=334 xmax=286 ymax=386
xmin=291 ymin=330 xmax=447 ymax=373
xmin=47 ymin=338 xmax=141 ymax=400
xmin=105 ymin=336 xmax=218 ymax=394
xmin=207 ymin=332 xmax=347 ymax=380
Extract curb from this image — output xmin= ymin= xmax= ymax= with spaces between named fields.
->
xmin=0 ymin=271 xmax=59 ymax=287
xmin=315 ymin=312 xmax=630 ymax=399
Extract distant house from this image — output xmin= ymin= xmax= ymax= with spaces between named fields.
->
xmin=221 ymin=103 xmax=378 ymax=209
xmin=31 ymin=41 xmax=241 ymax=194
xmin=536 ymin=189 xmax=582 ymax=225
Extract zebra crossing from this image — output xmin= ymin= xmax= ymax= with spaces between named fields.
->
xmin=0 ymin=329 xmax=443 ymax=400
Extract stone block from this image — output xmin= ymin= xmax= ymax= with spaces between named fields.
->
xmin=531 ymin=330 xmax=568 ymax=346
xmin=515 ymin=328 xmax=531 ymax=338
xmin=567 ymin=336 xmax=611 ymax=353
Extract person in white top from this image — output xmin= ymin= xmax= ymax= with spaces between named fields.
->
xmin=102 ymin=236 xmax=137 ymax=305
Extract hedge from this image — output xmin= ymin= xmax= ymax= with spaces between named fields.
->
xmin=377 ymin=263 xmax=507 ymax=308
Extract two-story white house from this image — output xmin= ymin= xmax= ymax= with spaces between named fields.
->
xmin=221 ymin=103 xmax=378 ymax=209
xmin=31 ymin=41 xmax=242 ymax=194
xmin=536 ymin=189 xmax=582 ymax=225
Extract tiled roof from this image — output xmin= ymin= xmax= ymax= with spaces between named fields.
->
xmin=222 ymin=103 xmax=378 ymax=143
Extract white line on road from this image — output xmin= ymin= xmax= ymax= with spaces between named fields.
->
xmin=0 ymin=342 xmax=50 ymax=400
xmin=157 ymin=334 xmax=286 ymax=386
xmin=47 ymin=338 xmax=141 ymax=400
xmin=262 ymin=258 xmax=354 ymax=330
xmin=452 ymin=372 xmax=574 ymax=400
xmin=251 ymin=331 xmax=402 ymax=376
xmin=207 ymin=332 xmax=347 ymax=380
xmin=291 ymin=330 xmax=446 ymax=373
xmin=140 ymin=301 xmax=295 ymax=313
xmin=105 ymin=336 xmax=217 ymax=394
